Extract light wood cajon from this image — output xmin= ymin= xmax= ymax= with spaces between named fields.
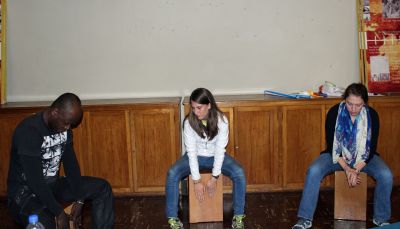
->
xmin=334 ymin=171 xmax=367 ymax=221
xmin=189 ymin=173 xmax=223 ymax=223
xmin=62 ymin=204 xmax=77 ymax=229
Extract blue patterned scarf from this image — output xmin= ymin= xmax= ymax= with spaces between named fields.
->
xmin=332 ymin=101 xmax=372 ymax=166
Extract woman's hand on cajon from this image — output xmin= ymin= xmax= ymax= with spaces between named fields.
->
xmin=206 ymin=178 xmax=217 ymax=197
xmin=194 ymin=182 xmax=205 ymax=202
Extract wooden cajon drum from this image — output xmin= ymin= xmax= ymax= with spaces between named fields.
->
xmin=188 ymin=173 xmax=223 ymax=223
xmin=63 ymin=204 xmax=77 ymax=229
xmin=334 ymin=171 xmax=367 ymax=221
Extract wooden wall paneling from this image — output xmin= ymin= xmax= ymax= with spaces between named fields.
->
xmin=322 ymin=103 xmax=340 ymax=187
xmin=373 ymin=102 xmax=400 ymax=185
xmin=219 ymin=107 xmax=234 ymax=190
xmin=71 ymin=112 xmax=90 ymax=175
xmin=131 ymin=107 xmax=179 ymax=193
xmin=282 ymin=105 xmax=325 ymax=189
xmin=219 ymin=107 xmax=235 ymax=159
xmin=1 ymin=96 xmax=398 ymax=196
xmin=86 ymin=109 xmax=133 ymax=193
xmin=0 ymin=112 xmax=33 ymax=195
xmin=234 ymin=106 xmax=280 ymax=191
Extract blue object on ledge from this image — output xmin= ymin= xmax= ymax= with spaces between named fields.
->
xmin=264 ymin=90 xmax=312 ymax=99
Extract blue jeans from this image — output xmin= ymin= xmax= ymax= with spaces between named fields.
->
xmin=165 ymin=153 xmax=246 ymax=218
xmin=298 ymin=153 xmax=393 ymax=222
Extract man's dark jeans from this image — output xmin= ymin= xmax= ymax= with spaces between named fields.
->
xmin=8 ymin=176 xmax=114 ymax=229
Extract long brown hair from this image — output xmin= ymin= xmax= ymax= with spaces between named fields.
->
xmin=185 ymin=88 xmax=224 ymax=140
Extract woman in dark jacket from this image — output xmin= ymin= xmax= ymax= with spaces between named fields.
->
xmin=292 ymin=83 xmax=393 ymax=228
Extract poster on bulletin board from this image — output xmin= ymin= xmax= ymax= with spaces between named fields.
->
xmin=358 ymin=0 xmax=400 ymax=93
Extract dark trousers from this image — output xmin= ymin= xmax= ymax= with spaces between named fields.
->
xmin=8 ymin=176 xmax=114 ymax=229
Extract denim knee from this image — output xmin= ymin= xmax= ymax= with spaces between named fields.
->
xmin=166 ymin=167 xmax=179 ymax=181
xmin=377 ymin=169 xmax=393 ymax=186
xmin=231 ymin=165 xmax=245 ymax=180
xmin=306 ymin=163 xmax=323 ymax=179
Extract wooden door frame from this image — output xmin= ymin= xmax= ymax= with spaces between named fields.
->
xmin=0 ymin=0 xmax=7 ymax=104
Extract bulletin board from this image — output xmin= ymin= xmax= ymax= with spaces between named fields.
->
xmin=358 ymin=0 xmax=400 ymax=93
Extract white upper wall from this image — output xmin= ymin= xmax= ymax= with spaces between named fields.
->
xmin=6 ymin=0 xmax=359 ymax=102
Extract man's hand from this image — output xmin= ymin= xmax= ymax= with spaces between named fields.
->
xmin=70 ymin=201 xmax=84 ymax=228
xmin=206 ymin=177 xmax=218 ymax=197
xmin=55 ymin=210 xmax=70 ymax=229
xmin=194 ymin=182 xmax=205 ymax=202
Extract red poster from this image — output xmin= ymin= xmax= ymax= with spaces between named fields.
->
xmin=360 ymin=0 xmax=400 ymax=93
xmin=365 ymin=31 xmax=400 ymax=93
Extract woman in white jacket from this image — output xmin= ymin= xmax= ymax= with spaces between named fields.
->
xmin=166 ymin=88 xmax=246 ymax=229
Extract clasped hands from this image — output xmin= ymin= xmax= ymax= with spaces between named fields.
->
xmin=194 ymin=177 xmax=218 ymax=201
xmin=344 ymin=167 xmax=361 ymax=187
xmin=339 ymin=159 xmax=365 ymax=188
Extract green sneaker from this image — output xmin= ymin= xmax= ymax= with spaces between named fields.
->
xmin=232 ymin=214 xmax=245 ymax=229
xmin=168 ymin=217 xmax=183 ymax=229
